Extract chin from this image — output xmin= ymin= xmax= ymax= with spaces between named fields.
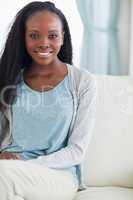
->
xmin=34 ymin=58 xmax=54 ymax=66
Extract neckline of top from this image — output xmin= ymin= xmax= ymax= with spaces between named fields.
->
xmin=21 ymin=63 xmax=71 ymax=94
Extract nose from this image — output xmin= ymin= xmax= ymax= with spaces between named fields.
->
xmin=39 ymin=36 xmax=50 ymax=48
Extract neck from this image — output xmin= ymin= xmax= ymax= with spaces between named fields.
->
xmin=29 ymin=60 xmax=62 ymax=77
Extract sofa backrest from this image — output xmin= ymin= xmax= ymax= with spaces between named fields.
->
xmin=82 ymin=75 xmax=133 ymax=188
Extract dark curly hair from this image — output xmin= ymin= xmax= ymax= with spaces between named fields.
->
xmin=0 ymin=1 xmax=73 ymax=110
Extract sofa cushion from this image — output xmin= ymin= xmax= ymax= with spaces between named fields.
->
xmin=82 ymin=75 xmax=133 ymax=187
xmin=74 ymin=186 xmax=133 ymax=200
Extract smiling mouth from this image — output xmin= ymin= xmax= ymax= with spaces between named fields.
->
xmin=35 ymin=51 xmax=53 ymax=58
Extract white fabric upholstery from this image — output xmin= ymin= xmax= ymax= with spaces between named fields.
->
xmin=75 ymin=75 xmax=133 ymax=199
xmin=83 ymin=75 xmax=133 ymax=187
xmin=75 ymin=187 xmax=133 ymax=200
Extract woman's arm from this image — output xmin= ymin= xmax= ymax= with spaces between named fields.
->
xmin=0 ymin=152 xmax=21 ymax=160
xmin=27 ymin=75 xmax=97 ymax=168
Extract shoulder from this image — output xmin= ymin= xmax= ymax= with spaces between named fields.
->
xmin=68 ymin=64 xmax=97 ymax=95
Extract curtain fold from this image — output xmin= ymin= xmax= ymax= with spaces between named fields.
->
xmin=76 ymin=0 xmax=121 ymax=75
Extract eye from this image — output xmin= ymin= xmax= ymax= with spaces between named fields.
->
xmin=29 ymin=33 xmax=40 ymax=40
xmin=48 ymin=34 xmax=58 ymax=39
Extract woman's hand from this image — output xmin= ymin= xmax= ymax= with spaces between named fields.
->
xmin=0 ymin=152 xmax=21 ymax=160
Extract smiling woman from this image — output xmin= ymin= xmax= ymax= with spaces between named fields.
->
xmin=25 ymin=10 xmax=64 ymax=68
xmin=0 ymin=1 xmax=97 ymax=200
xmin=0 ymin=0 xmax=83 ymax=68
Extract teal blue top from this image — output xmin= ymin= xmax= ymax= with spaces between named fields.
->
xmin=4 ymin=69 xmax=78 ymax=184
xmin=0 ymin=65 xmax=97 ymax=191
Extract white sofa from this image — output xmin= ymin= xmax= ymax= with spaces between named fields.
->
xmin=74 ymin=75 xmax=133 ymax=200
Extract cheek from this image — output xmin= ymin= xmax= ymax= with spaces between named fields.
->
xmin=56 ymin=43 xmax=62 ymax=49
xmin=55 ymin=38 xmax=63 ymax=49
xmin=25 ymin=37 xmax=35 ymax=52
xmin=26 ymin=43 xmax=36 ymax=55
xmin=27 ymin=43 xmax=34 ymax=50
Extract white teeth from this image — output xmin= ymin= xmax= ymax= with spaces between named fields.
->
xmin=37 ymin=52 xmax=51 ymax=58
xmin=39 ymin=52 xmax=49 ymax=55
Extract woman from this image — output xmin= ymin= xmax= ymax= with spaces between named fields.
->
xmin=0 ymin=1 xmax=97 ymax=200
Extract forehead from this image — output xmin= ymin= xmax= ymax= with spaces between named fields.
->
xmin=26 ymin=10 xmax=63 ymax=31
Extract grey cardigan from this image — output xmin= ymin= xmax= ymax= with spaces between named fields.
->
xmin=0 ymin=65 xmax=97 ymax=191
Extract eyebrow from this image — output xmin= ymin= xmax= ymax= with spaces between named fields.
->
xmin=27 ymin=29 xmax=60 ymax=33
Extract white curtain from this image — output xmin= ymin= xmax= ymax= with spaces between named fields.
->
xmin=76 ymin=0 xmax=122 ymax=75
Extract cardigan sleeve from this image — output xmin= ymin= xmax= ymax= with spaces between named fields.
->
xmin=27 ymin=74 xmax=97 ymax=169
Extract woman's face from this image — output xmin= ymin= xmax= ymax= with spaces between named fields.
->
xmin=25 ymin=10 xmax=64 ymax=67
